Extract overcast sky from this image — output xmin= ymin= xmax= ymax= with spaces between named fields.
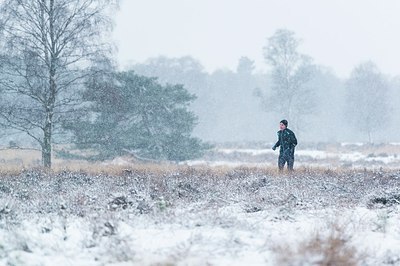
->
xmin=113 ymin=0 xmax=400 ymax=78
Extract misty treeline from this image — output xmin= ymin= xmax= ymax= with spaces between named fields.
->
xmin=0 ymin=1 xmax=398 ymax=168
xmin=132 ymin=30 xmax=400 ymax=145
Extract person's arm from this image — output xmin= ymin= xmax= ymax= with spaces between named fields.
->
xmin=291 ymin=132 xmax=297 ymax=147
xmin=272 ymin=132 xmax=280 ymax=150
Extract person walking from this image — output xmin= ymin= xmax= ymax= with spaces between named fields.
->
xmin=272 ymin=120 xmax=297 ymax=171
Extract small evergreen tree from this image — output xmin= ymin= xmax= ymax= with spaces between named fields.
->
xmin=64 ymin=70 xmax=209 ymax=161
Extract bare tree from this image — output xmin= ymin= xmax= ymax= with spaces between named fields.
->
xmin=0 ymin=0 xmax=118 ymax=167
xmin=262 ymin=29 xmax=316 ymax=130
xmin=346 ymin=61 xmax=389 ymax=143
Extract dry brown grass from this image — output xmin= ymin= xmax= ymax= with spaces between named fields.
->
xmin=0 ymin=149 xmax=41 ymax=165
xmin=0 ymin=158 xmax=393 ymax=177
xmin=0 ymin=146 xmax=398 ymax=177
xmin=274 ymin=222 xmax=364 ymax=266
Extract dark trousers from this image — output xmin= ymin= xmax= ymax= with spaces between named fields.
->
xmin=278 ymin=148 xmax=295 ymax=171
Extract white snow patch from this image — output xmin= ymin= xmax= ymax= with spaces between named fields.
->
xmin=341 ymin=142 xmax=365 ymax=147
xmin=217 ymin=148 xmax=275 ymax=156
xmin=295 ymin=150 xmax=329 ymax=159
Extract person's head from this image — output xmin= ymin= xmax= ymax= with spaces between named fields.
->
xmin=279 ymin=119 xmax=288 ymax=130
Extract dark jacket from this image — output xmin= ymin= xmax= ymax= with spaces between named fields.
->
xmin=273 ymin=128 xmax=297 ymax=153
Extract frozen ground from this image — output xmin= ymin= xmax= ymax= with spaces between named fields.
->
xmin=1 ymin=167 xmax=400 ymax=265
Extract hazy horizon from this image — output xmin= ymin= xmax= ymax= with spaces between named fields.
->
xmin=113 ymin=0 xmax=400 ymax=78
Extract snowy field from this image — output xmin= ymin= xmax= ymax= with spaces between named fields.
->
xmin=1 ymin=166 xmax=400 ymax=265
xmin=186 ymin=142 xmax=400 ymax=169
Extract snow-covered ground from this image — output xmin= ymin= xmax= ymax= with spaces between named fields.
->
xmin=187 ymin=143 xmax=400 ymax=169
xmin=3 ymin=205 xmax=400 ymax=265
xmin=1 ymin=168 xmax=400 ymax=265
